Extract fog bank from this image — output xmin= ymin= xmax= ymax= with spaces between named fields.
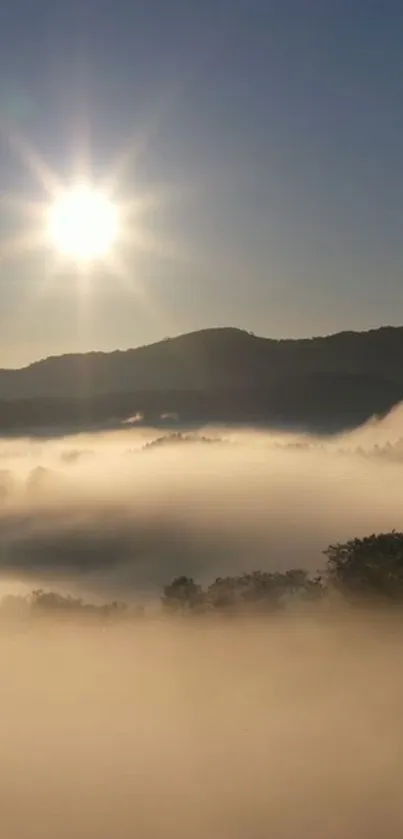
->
xmin=0 ymin=406 xmax=403 ymax=599
xmin=1 ymin=616 xmax=402 ymax=838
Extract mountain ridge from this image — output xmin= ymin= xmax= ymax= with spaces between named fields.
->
xmin=0 ymin=324 xmax=402 ymax=432
xmin=5 ymin=323 xmax=403 ymax=373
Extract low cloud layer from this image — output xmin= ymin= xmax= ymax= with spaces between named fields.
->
xmin=2 ymin=411 xmax=403 ymax=838
xmin=1 ymin=617 xmax=403 ymax=838
xmin=1 ymin=405 xmax=403 ymax=599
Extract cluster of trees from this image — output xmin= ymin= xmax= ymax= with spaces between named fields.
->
xmin=141 ymin=435 xmax=403 ymax=463
xmin=143 ymin=432 xmax=224 ymax=450
xmin=1 ymin=531 xmax=403 ymax=622
xmin=163 ymin=531 xmax=403 ymax=614
xmin=0 ymin=589 xmax=135 ymax=623
xmin=162 ymin=568 xmax=323 ymax=614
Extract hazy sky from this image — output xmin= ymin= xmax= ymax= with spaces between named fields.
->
xmin=0 ymin=0 xmax=403 ymax=366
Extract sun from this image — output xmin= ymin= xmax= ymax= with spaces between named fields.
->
xmin=47 ymin=185 xmax=119 ymax=262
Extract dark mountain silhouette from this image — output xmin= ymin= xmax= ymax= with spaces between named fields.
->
xmin=1 ymin=325 xmax=403 ymax=432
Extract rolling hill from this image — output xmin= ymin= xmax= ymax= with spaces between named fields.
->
xmin=0 ymin=325 xmax=402 ymax=432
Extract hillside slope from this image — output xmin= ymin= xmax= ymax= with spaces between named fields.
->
xmin=0 ymin=326 xmax=402 ymax=432
xmin=1 ymin=325 xmax=403 ymax=400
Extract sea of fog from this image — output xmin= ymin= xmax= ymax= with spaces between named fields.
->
xmin=1 ymin=615 xmax=403 ymax=838
xmin=0 ymin=404 xmax=403 ymax=600
xmin=1 ymin=408 xmax=403 ymax=837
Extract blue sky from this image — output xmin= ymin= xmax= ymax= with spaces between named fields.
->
xmin=0 ymin=0 xmax=403 ymax=365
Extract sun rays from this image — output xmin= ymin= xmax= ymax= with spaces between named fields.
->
xmin=0 ymin=117 xmax=187 ymax=320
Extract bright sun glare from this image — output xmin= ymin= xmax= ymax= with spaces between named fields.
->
xmin=1 ymin=121 xmax=180 ymax=299
xmin=47 ymin=185 xmax=119 ymax=262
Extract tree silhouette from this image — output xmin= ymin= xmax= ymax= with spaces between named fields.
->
xmin=206 ymin=569 xmax=322 ymax=612
xmin=161 ymin=569 xmax=323 ymax=615
xmin=3 ymin=530 xmax=403 ymax=624
xmin=162 ymin=576 xmax=205 ymax=613
xmin=324 ymin=531 xmax=403 ymax=602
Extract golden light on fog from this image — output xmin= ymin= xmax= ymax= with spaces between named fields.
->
xmin=47 ymin=185 xmax=119 ymax=262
